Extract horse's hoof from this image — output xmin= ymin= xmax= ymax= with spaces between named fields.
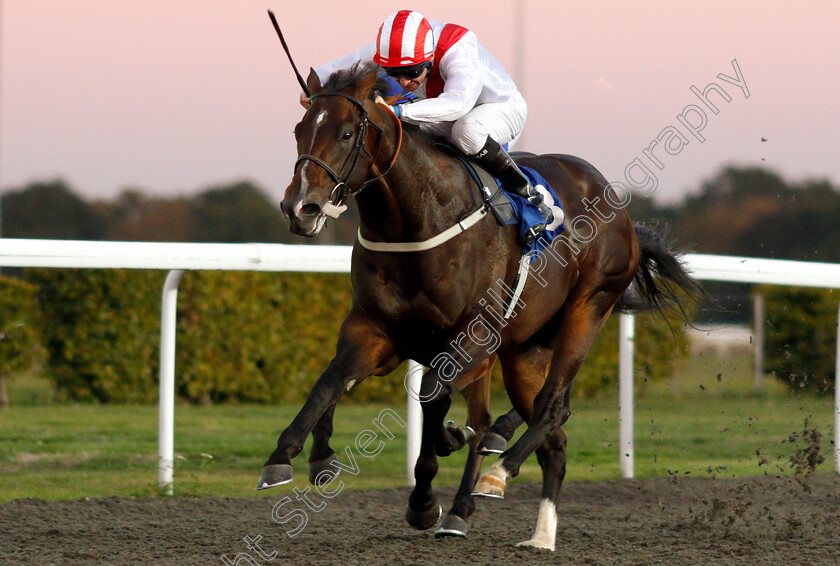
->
xmin=472 ymin=488 xmax=505 ymax=499
xmin=256 ymin=464 xmax=293 ymax=490
xmin=444 ymin=420 xmax=476 ymax=452
xmin=434 ymin=513 xmax=468 ymax=538
xmin=476 ymin=431 xmax=507 ymax=455
xmin=405 ymin=501 xmax=442 ymax=531
xmin=309 ymin=453 xmax=339 ymax=485
xmin=515 ymin=539 xmax=556 ymax=551
xmin=473 ymin=462 xmax=507 ymax=499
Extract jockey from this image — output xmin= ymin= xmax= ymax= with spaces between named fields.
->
xmin=301 ymin=9 xmax=552 ymax=235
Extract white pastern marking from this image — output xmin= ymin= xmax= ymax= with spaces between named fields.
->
xmin=473 ymin=457 xmax=510 ymax=498
xmin=487 ymin=457 xmax=509 ymax=480
xmin=515 ymin=498 xmax=557 ymax=551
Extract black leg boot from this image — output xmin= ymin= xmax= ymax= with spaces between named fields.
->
xmin=472 ymin=138 xmax=552 ymax=242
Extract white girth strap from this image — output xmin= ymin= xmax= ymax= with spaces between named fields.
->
xmin=504 ymin=253 xmax=531 ymax=320
xmin=356 ymin=206 xmax=489 ymax=252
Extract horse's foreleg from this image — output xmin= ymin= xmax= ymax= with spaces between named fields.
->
xmin=258 ymin=309 xmax=398 ymax=490
xmin=436 ymin=357 xmax=495 ymax=538
xmin=407 ymin=344 xmax=497 ymax=531
xmin=405 ymin=368 xmax=452 ymax=530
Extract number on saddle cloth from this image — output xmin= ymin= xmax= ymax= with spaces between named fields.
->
xmin=510 ymin=166 xmax=566 ymax=259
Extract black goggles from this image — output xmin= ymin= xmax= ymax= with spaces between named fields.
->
xmin=383 ymin=62 xmax=431 ymax=80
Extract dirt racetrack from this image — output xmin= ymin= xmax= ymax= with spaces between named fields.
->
xmin=2 ymin=474 xmax=839 ymax=565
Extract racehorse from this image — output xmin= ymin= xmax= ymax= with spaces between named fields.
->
xmin=260 ymin=64 xmax=700 ymax=550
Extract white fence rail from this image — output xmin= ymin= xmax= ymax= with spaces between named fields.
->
xmin=1 ymin=239 xmax=839 ymax=493
xmin=619 ymin=253 xmax=840 ymax=478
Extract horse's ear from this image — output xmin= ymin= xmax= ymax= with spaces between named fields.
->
xmin=355 ymin=70 xmax=380 ymax=99
xmin=306 ymin=68 xmax=322 ymax=94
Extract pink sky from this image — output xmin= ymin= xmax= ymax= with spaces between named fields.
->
xmin=1 ymin=1 xmax=838 ymax=204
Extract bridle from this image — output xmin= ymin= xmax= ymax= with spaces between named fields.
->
xmin=295 ymin=89 xmax=493 ymax=255
xmin=294 ymin=91 xmax=402 ymax=218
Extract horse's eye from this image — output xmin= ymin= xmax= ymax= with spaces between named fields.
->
xmin=341 ymin=130 xmax=353 ymax=141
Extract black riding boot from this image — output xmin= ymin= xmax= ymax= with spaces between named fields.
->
xmin=472 ymin=137 xmax=552 ymax=241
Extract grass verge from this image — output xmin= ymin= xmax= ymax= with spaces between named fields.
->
xmin=0 ymin=354 xmax=835 ymax=501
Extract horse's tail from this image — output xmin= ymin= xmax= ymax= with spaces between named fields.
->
xmin=615 ymin=223 xmax=703 ymax=322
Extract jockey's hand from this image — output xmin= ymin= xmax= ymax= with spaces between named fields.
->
xmin=300 ymin=91 xmax=311 ymax=109
xmin=374 ymin=96 xmax=400 ymax=118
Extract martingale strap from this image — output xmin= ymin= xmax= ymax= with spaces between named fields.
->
xmin=356 ymin=206 xmax=489 ymax=252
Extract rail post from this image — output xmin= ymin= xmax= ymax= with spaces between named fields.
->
xmin=619 ymin=312 xmax=635 ymax=478
xmin=835 ymin=304 xmax=840 ymax=474
xmin=158 ymin=269 xmax=185 ymax=494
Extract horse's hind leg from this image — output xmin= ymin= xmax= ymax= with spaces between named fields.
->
xmin=435 ymin=356 xmax=495 ymax=538
xmin=477 ymin=408 xmax=524 ymax=455
xmin=515 ymin=422 xmax=567 ymax=550
xmin=308 ymin=404 xmax=339 ymax=484
xmin=472 ymin=340 xmax=567 ymax=551
xmin=473 ymin=340 xmax=553 ymax=499
xmin=475 ymin=291 xmax=619 ymax=503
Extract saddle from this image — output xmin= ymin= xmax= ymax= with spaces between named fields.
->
xmin=434 ymin=141 xmax=566 ymax=257
xmin=435 ymin=140 xmax=568 ymax=320
xmin=434 ymin=141 xmax=519 ymax=227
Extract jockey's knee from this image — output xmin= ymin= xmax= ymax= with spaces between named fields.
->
xmin=451 ymin=118 xmax=490 ymax=155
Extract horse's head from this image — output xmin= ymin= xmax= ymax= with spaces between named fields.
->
xmin=281 ymin=66 xmax=395 ymax=237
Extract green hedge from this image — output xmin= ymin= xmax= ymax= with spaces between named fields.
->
xmin=26 ymin=268 xmax=688 ymax=404
xmin=763 ymin=285 xmax=838 ymax=395
xmin=26 ymin=269 xmax=411 ymax=404
xmin=0 ymin=276 xmax=45 ymax=376
xmin=27 ymin=269 xmax=164 ymax=402
xmin=572 ymin=310 xmax=689 ymax=398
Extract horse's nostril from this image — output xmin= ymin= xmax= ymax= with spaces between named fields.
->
xmin=300 ymin=203 xmax=322 ymax=217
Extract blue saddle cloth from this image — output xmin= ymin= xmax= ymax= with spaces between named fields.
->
xmin=503 ymin=166 xmax=565 ymax=260
xmin=441 ymin=153 xmax=565 ymax=262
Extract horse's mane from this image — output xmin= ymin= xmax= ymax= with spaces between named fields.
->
xmin=322 ymin=63 xmax=379 ymax=95
xmin=322 ymin=64 xmax=440 ymax=150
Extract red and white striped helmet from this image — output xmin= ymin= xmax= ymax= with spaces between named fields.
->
xmin=373 ymin=10 xmax=434 ymax=67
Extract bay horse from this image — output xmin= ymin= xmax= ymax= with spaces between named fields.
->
xmin=260 ymin=65 xmax=699 ymax=550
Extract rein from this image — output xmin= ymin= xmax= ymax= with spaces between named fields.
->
xmin=295 ymin=92 xmax=402 ymax=219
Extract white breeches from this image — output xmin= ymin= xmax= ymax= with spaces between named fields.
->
xmin=420 ymin=91 xmax=528 ymax=155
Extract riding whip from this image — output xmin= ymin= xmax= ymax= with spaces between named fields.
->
xmin=267 ymin=10 xmax=311 ymax=97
